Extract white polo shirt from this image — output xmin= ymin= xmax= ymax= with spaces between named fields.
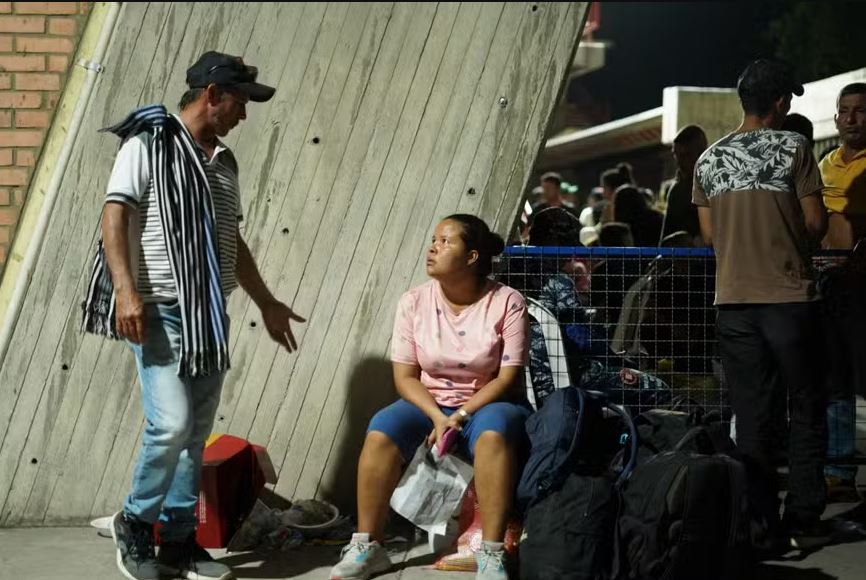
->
xmin=105 ymin=118 xmax=243 ymax=302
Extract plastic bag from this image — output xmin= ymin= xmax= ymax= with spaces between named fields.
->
xmin=390 ymin=443 xmax=474 ymax=551
xmin=226 ymin=500 xmax=282 ymax=552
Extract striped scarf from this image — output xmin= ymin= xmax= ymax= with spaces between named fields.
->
xmin=82 ymin=104 xmax=230 ymax=378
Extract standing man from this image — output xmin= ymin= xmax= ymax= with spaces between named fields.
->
xmin=820 ymin=83 xmax=866 ymax=250
xmin=534 ymin=172 xmax=568 ymax=212
xmin=527 ymin=172 xmax=581 ymax=246
xmin=818 ymin=83 xmax=866 ymax=502
xmin=82 ymin=52 xmax=305 ymax=580
xmin=693 ymin=58 xmax=828 ymax=551
xmin=659 ymin=125 xmax=707 ymax=244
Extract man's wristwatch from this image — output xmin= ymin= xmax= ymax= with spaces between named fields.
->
xmin=457 ymin=408 xmax=471 ymax=421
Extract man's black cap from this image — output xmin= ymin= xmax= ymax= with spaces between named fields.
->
xmin=186 ymin=51 xmax=275 ymax=102
xmin=738 ymin=58 xmax=804 ymax=100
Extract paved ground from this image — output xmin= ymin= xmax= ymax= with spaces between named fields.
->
xmin=0 ymin=527 xmax=467 ymax=580
xmin=1 ymin=498 xmax=865 ymax=580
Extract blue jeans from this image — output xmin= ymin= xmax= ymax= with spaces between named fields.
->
xmin=820 ymin=267 xmax=863 ymax=482
xmin=123 ymin=302 xmax=226 ymax=541
xmin=826 ymin=398 xmax=857 ymax=480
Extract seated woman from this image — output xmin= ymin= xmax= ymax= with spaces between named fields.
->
xmin=330 ymin=214 xmax=529 ymax=580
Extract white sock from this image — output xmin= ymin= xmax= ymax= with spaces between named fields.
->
xmin=352 ymin=532 xmax=372 ymax=544
xmin=480 ymin=540 xmax=505 ymax=552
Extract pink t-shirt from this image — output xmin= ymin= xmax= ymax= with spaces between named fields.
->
xmin=391 ymin=280 xmax=528 ymax=407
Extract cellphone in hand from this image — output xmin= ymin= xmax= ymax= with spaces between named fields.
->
xmin=437 ymin=427 xmax=459 ymax=457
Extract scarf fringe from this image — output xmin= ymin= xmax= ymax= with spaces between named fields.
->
xmin=178 ymin=346 xmax=231 ymax=378
xmin=81 ymin=300 xmax=120 ymax=340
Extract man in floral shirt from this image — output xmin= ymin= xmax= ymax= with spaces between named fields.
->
xmin=693 ymin=58 xmax=828 ymax=552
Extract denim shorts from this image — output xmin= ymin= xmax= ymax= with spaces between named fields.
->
xmin=368 ymin=398 xmax=532 ymax=463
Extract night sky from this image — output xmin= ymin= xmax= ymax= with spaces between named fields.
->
xmin=574 ymin=2 xmax=787 ymax=119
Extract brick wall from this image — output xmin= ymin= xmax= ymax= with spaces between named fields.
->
xmin=0 ymin=1 xmax=90 ymax=271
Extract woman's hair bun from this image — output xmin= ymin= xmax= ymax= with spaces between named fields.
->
xmin=487 ymin=231 xmax=505 ymax=256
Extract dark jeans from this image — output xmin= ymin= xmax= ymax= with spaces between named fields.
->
xmin=717 ymin=303 xmax=827 ymax=529
xmin=821 ymin=267 xmax=866 ymax=481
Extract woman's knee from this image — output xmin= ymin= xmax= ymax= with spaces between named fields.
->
xmin=361 ymin=431 xmax=403 ymax=465
xmin=473 ymin=430 xmax=509 ymax=456
xmin=364 ymin=430 xmax=400 ymax=451
xmin=366 ymin=400 xmax=431 ymax=461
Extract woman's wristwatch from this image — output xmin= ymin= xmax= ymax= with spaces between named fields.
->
xmin=457 ymin=408 xmax=471 ymax=421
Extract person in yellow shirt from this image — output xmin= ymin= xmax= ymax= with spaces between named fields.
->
xmin=820 ymin=82 xmax=866 ymax=249
xmin=817 ymin=82 xmax=866 ymax=503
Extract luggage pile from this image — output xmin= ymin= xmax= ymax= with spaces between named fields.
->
xmin=517 ymin=387 xmax=754 ymax=580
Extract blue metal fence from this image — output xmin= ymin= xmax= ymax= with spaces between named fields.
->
xmin=494 ymin=246 xmax=866 ymax=464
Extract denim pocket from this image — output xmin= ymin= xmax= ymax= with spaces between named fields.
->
xmin=154 ymin=299 xmax=181 ymax=314
xmin=141 ymin=305 xmax=182 ymax=366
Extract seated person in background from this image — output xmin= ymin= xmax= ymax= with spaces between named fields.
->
xmin=613 ymin=186 xmax=664 ymax=247
xmin=330 ymin=215 xmax=529 ymax=580
xmin=509 ymin=257 xmax=601 ymax=405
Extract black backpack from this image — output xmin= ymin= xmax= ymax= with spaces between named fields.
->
xmin=516 ymin=387 xmax=592 ymax=512
xmin=520 ymin=472 xmax=619 ymax=580
xmin=627 ymin=406 xmax=735 ymax=464
xmin=613 ymin=425 xmax=751 ymax=580
xmin=519 ymin=392 xmax=638 ymax=580
xmin=517 ymin=387 xmax=635 ymax=511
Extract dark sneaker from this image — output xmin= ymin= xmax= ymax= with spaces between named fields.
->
xmin=751 ymin=532 xmax=794 ymax=561
xmin=157 ymin=535 xmax=233 ymax=580
xmin=785 ymin=521 xmax=832 ymax=551
xmin=110 ymin=511 xmax=160 ymax=580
